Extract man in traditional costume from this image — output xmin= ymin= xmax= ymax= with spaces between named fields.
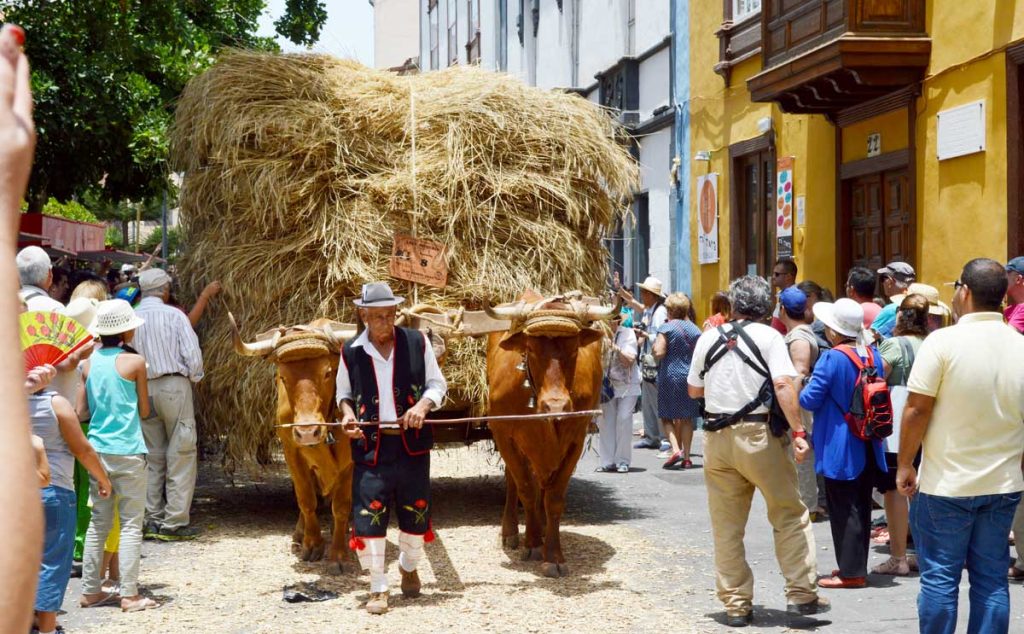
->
xmin=339 ymin=282 xmax=447 ymax=615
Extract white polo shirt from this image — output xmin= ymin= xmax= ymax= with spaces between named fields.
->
xmin=908 ymin=312 xmax=1024 ymax=497
xmin=687 ymin=321 xmax=797 ymax=415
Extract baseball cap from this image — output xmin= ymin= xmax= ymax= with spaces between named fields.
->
xmin=138 ymin=268 xmax=172 ymax=291
xmin=779 ymin=286 xmax=807 ymax=314
xmin=1006 ymin=256 xmax=1024 ymax=276
xmin=877 ymin=261 xmax=916 ymax=282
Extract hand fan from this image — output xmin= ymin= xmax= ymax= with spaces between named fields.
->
xmin=20 ymin=311 xmax=94 ymax=372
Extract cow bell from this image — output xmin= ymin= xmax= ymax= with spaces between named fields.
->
xmin=521 ymin=377 xmax=531 ymax=390
xmin=527 ymin=394 xmax=536 ymax=409
xmin=515 ymin=359 xmax=526 ymax=373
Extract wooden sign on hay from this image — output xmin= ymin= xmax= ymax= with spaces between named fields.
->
xmin=390 ymin=234 xmax=449 ymax=288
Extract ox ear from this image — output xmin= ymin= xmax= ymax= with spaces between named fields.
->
xmin=498 ymin=332 xmax=526 ymax=353
xmin=578 ymin=327 xmax=605 ymax=349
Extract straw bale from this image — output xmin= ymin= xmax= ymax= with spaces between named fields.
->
xmin=171 ymin=50 xmax=638 ymax=468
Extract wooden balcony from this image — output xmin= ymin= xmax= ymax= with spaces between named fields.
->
xmin=747 ymin=0 xmax=930 ymax=115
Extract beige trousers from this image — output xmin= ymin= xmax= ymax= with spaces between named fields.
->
xmin=141 ymin=375 xmax=198 ymax=530
xmin=703 ymin=422 xmax=818 ymax=615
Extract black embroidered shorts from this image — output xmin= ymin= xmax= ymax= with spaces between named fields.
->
xmin=352 ymin=433 xmax=432 ymax=537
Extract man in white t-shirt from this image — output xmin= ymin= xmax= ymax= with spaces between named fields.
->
xmin=897 ymin=258 xmax=1024 ymax=634
xmin=687 ymin=276 xmax=825 ymax=627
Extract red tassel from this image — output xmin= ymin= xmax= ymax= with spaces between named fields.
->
xmin=349 ymin=535 xmax=366 ymax=551
xmin=424 ymin=520 xmax=435 ymax=543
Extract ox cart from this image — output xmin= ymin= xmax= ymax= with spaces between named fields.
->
xmin=227 ymin=292 xmax=619 ymax=577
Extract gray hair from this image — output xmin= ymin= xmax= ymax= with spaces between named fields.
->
xmin=728 ymin=275 xmax=772 ymax=320
xmin=16 ymin=246 xmax=52 ymax=287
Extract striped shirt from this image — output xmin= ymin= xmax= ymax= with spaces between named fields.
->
xmin=133 ymin=297 xmax=204 ymax=382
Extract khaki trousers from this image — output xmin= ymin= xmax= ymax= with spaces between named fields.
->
xmin=141 ymin=375 xmax=198 ymax=530
xmin=703 ymin=422 xmax=818 ymax=615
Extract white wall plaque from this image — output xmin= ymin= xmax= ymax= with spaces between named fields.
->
xmin=867 ymin=133 xmax=881 ymax=158
xmin=796 ymin=196 xmax=806 ymax=227
xmin=936 ymin=100 xmax=986 ymax=161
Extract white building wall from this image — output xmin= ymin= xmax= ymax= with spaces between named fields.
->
xmin=534 ymin=1 xmax=573 ymax=88
xmin=578 ymin=0 xmax=628 ymax=84
xmin=638 ymin=47 xmax=670 ymax=120
xmin=639 ymin=127 xmax=672 ymax=287
xmin=634 ymin=0 xmax=670 ymax=55
xmin=374 ymin=0 xmax=420 ymax=69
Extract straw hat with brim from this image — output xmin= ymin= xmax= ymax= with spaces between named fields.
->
xmin=891 ymin=283 xmax=951 ymax=316
xmin=812 ymin=299 xmax=865 ymax=339
xmin=636 ymin=276 xmax=665 ymax=298
xmin=61 ymin=298 xmax=99 ymax=336
xmin=353 ymin=282 xmax=404 ymax=308
xmin=93 ymin=299 xmax=145 ymax=336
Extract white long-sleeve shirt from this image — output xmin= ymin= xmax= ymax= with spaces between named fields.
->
xmin=336 ymin=329 xmax=447 ymax=421
xmin=132 ymin=296 xmax=205 ymax=382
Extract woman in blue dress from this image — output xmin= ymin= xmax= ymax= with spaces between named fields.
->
xmin=653 ymin=293 xmax=703 ymax=469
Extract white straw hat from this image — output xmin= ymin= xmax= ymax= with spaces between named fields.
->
xmin=812 ymin=298 xmax=865 ymax=339
xmin=93 ymin=299 xmax=145 ymax=336
xmin=636 ymin=276 xmax=666 ymax=298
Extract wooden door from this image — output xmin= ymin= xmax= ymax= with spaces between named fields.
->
xmin=846 ymin=168 xmax=912 ymax=273
xmin=735 ymin=150 xmax=775 ymax=278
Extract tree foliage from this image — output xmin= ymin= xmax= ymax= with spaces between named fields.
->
xmin=2 ymin=1 xmax=327 ymax=209
xmin=40 ymin=197 xmax=100 ymax=224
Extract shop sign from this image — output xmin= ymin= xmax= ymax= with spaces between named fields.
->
xmin=697 ymin=173 xmax=718 ymax=264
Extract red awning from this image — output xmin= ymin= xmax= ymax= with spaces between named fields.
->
xmin=18 ymin=213 xmax=105 ymax=256
xmin=75 ymin=249 xmax=165 ymax=265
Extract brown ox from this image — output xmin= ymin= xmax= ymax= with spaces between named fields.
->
xmin=485 ymin=292 xmax=616 ymax=577
xmin=229 ymin=314 xmax=355 ymax=574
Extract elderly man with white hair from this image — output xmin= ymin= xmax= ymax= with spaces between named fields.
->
xmin=131 ymin=268 xmax=204 ymax=542
xmin=17 ymin=245 xmax=62 ymax=311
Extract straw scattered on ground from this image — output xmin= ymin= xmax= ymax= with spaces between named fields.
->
xmin=170 ymin=51 xmax=638 ymax=469
xmin=67 ymin=447 xmax=710 ymax=634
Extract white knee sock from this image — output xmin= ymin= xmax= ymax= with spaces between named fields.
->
xmin=357 ymin=537 xmax=388 ymax=592
xmin=398 ymin=531 xmax=425 ymax=573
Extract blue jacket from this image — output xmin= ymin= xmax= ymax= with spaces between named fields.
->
xmin=799 ymin=345 xmax=887 ymax=480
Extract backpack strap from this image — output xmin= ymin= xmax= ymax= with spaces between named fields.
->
xmin=699 ymin=325 xmax=733 ymax=380
xmin=730 ymin=320 xmax=771 ymax=379
xmin=835 ymin=344 xmax=874 ymax=373
xmin=896 ymin=336 xmax=916 ymax=369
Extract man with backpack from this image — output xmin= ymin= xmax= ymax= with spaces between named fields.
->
xmin=798 ymin=298 xmax=890 ymax=590
xmin=779 ymin=287 xmax=826 ymax=521
xmin=897 ymin=258 xmax=1024 ymax=634
xmin=687 ymin=276 xmax=826 ymax=627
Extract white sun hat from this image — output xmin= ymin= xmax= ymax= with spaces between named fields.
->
xmin=636 ymin=276 xmax=666 ymax=298
xmin=60 ymin=297 xmax=100 ymax=336
xmin=812 ymin=298 xmax=866 ymax=339
xmin=93 ymin=299 xmax=145 ymax=336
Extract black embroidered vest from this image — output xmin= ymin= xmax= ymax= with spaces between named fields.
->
xmin=342 ymin=327 xmax=434 ymax=465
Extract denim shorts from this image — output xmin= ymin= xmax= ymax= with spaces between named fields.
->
xmin=36 ymin=485 xmax=77 ymax=612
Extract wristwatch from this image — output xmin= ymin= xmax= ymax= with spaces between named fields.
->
xmin=792 ymin=430 xmax=807 ymax=439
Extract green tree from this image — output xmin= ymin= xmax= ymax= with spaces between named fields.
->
xmin=3 ymin=1 xmax=327 ymax=209
xmin=39 ymin=198 xmax=100 ymax=224
xmin=141 ymin=226 xmax=182 ymax=262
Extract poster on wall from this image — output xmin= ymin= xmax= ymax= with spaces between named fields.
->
xmin=776 ymin=157 xmax=794 ymax=258
xmin=697 ymin=173 xmax=719 ymax=264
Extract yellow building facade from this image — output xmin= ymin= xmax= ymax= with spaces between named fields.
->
xmin=688 ymin=0 xmax=1024 ymax=320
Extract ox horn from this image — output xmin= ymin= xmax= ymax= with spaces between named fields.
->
xmin=583 ymin=296 xmax=623 ymax=322
xmin=483 ymin=299 xmax=531 ymax=322
xmin=227 ymin=312 xmax=278 ymax=357
xmin=322 ymin=323 xmax=357 ymax=349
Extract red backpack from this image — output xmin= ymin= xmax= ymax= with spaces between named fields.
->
xmin=835 ymin=345 xmax=893 ymax=441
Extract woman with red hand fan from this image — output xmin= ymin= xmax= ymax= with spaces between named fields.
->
xmin=29 ymin=381 xmax=111 ymax=634
xmin=76 ymin=299 xmax=156 ymax=613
